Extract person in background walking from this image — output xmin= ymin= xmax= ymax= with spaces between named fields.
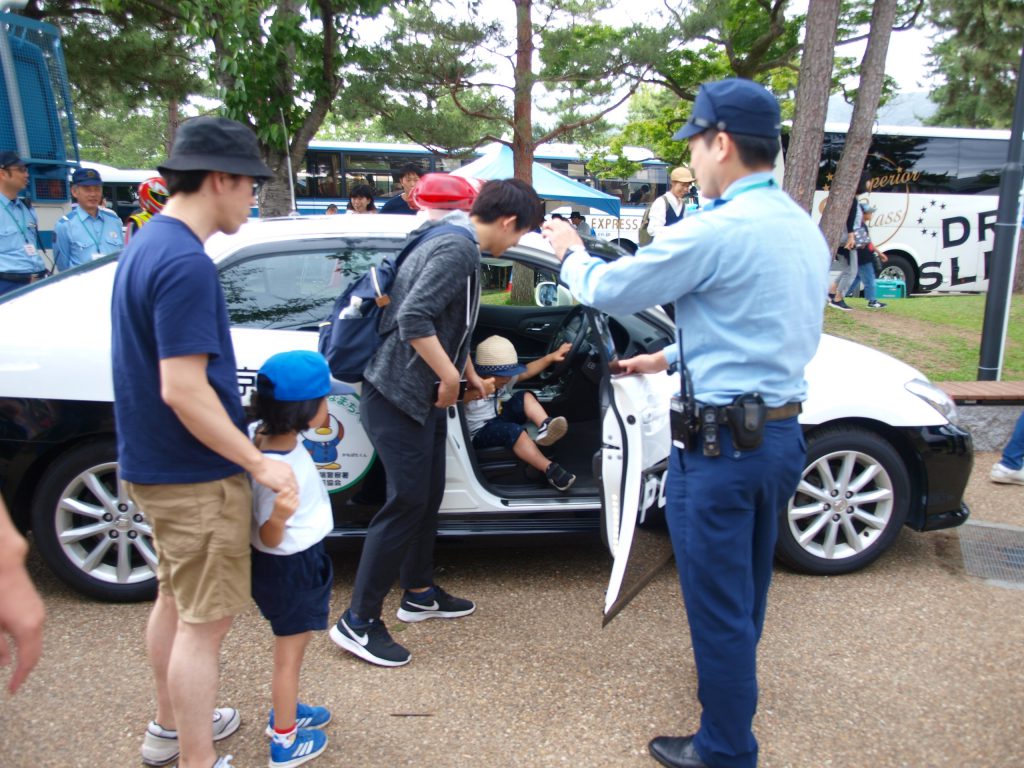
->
xmin=991 ymin=410 xmax=1024 ymax=485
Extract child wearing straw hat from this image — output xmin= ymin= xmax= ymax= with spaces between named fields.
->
xmin=466 ymin=335 xmax=576 ymax=491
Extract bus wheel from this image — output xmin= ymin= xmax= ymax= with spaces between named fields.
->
xmin=878 ymin=252 xmax=916 ymax=293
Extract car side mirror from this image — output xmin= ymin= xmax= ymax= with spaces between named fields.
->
xmin=535 ymin=281 xmax=574 ymax=307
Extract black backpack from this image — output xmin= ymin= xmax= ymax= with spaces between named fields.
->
xmin=318 ymin=223 xmax=473 ymax=382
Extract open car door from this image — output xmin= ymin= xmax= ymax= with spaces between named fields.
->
xmin=586 ymin=310 xmax=677 ymax=626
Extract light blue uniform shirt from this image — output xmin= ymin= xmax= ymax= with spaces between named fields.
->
xmin=0 ymin=194 xmax=43 ymax=274
xmin=560 ymin=172 xmax=830 ymax=407
xmin=54 ymin=206 xmax=124 ymax=271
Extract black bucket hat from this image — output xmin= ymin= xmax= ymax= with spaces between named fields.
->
xmin=158 ymin=116 xmax=272 ymax=180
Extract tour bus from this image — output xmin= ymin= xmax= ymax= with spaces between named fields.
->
xmin=801 ymin=123 xmax=1012 ymax=293
xmin=78 ymin=161 xmax=153 ymax=223
xmin=297 ymin=140 xmax=668 ymax=250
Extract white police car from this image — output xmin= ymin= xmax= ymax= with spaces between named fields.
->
xmin=0 ymin=214 xmax=972 ymax=602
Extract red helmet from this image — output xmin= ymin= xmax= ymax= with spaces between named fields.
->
xmin=138 ymin=176 xmax=168 ymax=214
xmin=408 ymin=173 xmax=478 ymax=211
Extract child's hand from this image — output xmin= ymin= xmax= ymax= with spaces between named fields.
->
xmin=271 ymin=486 xmax=299 ymax=523
xmin=550 ymin=342 xmax=572 ymax=362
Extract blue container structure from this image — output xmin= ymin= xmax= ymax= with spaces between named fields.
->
xmin=0 ymin=12 xmax=78 ymax=250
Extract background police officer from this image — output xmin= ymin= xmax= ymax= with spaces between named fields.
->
xmin=53 ymin=167 xmax=124 ymax=271
xmin=544 ymin=79 xmax=830 ymax=768
xmin=0 ymin=151 xmax=45 ymax=296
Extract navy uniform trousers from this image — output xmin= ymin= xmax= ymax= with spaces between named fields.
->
xmin=349 ymin=381 xmax=446 ymax=621
xmin=665 ymin=417 xmax=805 ymax=768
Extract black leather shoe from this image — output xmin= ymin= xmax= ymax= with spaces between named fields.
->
xmin=649 ymin=735 xmax=709 ymax=768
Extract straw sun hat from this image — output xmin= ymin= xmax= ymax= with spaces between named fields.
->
xmin=473 ymin=336 xmax=527 ymax=377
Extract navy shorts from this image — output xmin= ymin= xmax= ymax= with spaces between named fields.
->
xmin=472 ymin=390 xmax=529 ymax=450
xmin=251 ymin=541 xmax=333 ymax=637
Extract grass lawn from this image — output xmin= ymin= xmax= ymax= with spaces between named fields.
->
xmin=823 ymin=293 xmax=1024 ymax=382
xmin=483 ymin=286 xmax=1022 ymax=383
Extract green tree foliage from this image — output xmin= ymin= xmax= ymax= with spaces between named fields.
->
xmin=76 ymin=103 xmax=170 ymax=168
xmin=926 ymin=0 xmax=1023 ymax=128
xmin=343 ymin=0 xmax=652 ymax=182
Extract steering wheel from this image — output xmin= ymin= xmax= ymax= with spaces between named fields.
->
xmin=543 ymin=305 xmax=589 ymax=379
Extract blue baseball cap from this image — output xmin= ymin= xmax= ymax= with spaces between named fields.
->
xmin=0 ymin=150 xmax=25 ymax=168
xmin=71 ymin=167 xmax=103 ymax=186
xmin=257 ymin=350 xmax=331 ymax=402
xmin=673 ymin=78 xmax=782 ymax=141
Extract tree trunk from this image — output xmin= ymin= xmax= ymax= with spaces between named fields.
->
xmin=818 ymin=0 xmax=899 ymax=253
xmin=784 ymin=0 xmax=841 ymax=213
xmin=260 ymin=147 xmax=296 ymax=217
xmin=509 ymin=0 xmax=537 ymax=306
xmin=165 ymin=98 xmax=180 ymax=158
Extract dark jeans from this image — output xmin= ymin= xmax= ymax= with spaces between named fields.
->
xmin=348 ymin=381 xmax=446 ymax=621
xmin=471 ymin=390 xmax=529 ymax=450
xmin=666 ymin=418 xmax=805 ymax=768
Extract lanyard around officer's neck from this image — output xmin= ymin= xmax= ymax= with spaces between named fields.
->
xmin=707 ymin=177 xmax=776 ymax=209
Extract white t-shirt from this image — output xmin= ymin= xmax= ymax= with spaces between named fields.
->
xmin=465 ymin=376 xmax=519 ymax=437
xmin=250 ymin=425 xmax=333 ymax=555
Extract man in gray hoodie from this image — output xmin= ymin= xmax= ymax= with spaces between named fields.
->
xmin=330 ymin=178 xmax=544 ymax=667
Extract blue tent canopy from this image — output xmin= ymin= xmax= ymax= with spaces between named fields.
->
xmin=452 ymin=144 xmax=621 ymax=219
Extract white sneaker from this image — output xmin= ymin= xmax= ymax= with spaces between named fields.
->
xmin=535 ymin=416 xmax=568 ymax=446
xmin=990 ymin=462 xmax=1024 ymax=485
xmin=141 ymin=708 xmax=241 ymax=766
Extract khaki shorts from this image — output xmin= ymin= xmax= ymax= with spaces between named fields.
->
xmin=127 ymin=474 xmax=252 ymax=624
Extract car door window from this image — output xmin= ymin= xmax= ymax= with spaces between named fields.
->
xmin=220 ymin=244 xmax=391 ymax=331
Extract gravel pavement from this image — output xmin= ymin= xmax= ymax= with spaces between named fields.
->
xmin=3 ymin=451 xmax=1023 ymax=768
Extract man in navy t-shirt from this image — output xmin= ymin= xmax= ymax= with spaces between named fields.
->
xmin=378 ymin=163 xmax=422 ymax=214
xmin=111 ymin=116 xmax=296 ymax=768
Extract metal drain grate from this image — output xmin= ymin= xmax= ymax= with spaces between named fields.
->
xmin=959 ymin=521 xmax=1024 ymax=588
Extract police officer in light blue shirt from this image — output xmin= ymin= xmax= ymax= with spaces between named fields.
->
xmin=0 ymin=150 xmax=45 ymax=296
xmin=545 ymin=79 xmax=830 ymax=768
xmin=53 ymin=167 xmax=124 ymax=271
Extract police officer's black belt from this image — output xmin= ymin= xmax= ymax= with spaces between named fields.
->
xmin=0 ymin=270 xmax=45 ymax=283
xmin=698 ymin=401 xmax=801 ymax=423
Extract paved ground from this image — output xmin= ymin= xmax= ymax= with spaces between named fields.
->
xmin=4 ymin=451 xmax=1023 ymax=768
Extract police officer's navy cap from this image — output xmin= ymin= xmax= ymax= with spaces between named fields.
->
xmin=71 ymin=167 xmax=102 ymax=186
xmin=0 ymin=150 xmax=26 ymax=168
xmin=256 ymin=350 xmax=332 ymax=402
xmin=158 ymin=116 xmax=273 ymax=180
xmin=673 ymin=78 xmax=782 ymax=141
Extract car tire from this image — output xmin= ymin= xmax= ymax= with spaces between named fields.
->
xmin=877 ymin=252 xmax=916 ymax=293
xmin=31 ymin=440 xmax=158 ymax=602
xmin=776 ymin=426 xmax=910 ymax=575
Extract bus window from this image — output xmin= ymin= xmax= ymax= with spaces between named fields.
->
xmin=957 ymin=139 xmax=1003 ymax=195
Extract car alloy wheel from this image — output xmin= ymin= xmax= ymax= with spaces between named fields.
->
xmin=31 ymin=440 xmax=158 ymax=601
xmin=777 ymin=427 xmax=910 ymax=575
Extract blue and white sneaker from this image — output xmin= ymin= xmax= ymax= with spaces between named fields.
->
xmin=270 ymin=728 xmax=327 ymax=768
xmin=265 ymin=703 xmax=332 ymax=737
xmin=396 ymin=585 xmax=476 ymax=623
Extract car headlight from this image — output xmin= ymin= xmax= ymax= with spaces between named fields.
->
xmin=905 ymin=378 xmax=959 ymax=424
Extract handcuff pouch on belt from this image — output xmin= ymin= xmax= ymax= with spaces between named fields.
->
xmin=671 ymin=391 xmax=767 ymax=457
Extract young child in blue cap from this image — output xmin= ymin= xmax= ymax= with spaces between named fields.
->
xmin=249 ymin=349 xmax=334 ymax=768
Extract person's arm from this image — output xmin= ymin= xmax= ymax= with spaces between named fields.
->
xmin=617 ymin=350 xmax=670 ymax=375
xmin=463 ymin=356 xmax=492 ymax=401
xmin=646 ymin=196 xmax=667 ymax=238
xmin=53 ymin=221 xmax=70 ymax=272
xmin=519 ymin=342 xmax=571 ymax=382
xmin=0 ymin=497 xmax=44 ymax=695
xmin=543 ymin=218 xmax=715 ymax=317
xmin=159 ymin=355 xmax=297 ymax=494
xmin=257 ymin=485 xmax=298 ymax=549
xmin=408 ymin=335 xmax=463 ymax=408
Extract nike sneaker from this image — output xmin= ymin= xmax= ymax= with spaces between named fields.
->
xmin=396 ymin=585 xmax=476 ymax=623
xmin=329 ymin=610 xmax=411 ymax=667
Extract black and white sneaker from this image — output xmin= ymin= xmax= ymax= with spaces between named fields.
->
xmin=396 ymin=585 xmax=476 ymax=623
xmin=545 ymin=461 xmax=576 ymax=492
xmin=329 ymin=611 xmax=411 ymax=667
xmin=535 ymin=416 xmax=568 ymax=446
xmin=867 ymin=300 xmax=887 ymax=308
xmin=828 ymin=298 xmax=853 ymax=311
